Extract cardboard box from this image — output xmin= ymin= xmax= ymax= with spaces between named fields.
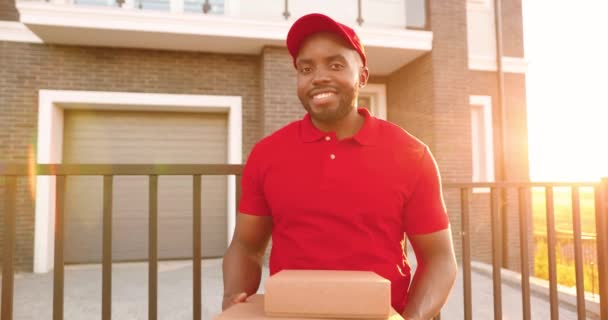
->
xmin=214 ymin=295 xmax=403 ymax=320
xmin=264 ymin=270 xmax=392 ymax=319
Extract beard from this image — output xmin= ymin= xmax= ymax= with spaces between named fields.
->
xmin=300 ymin=85 xmax=360 ymax=126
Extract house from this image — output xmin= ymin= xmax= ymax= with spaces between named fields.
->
xmin=0 ymin=0 xmax=529 ymax=273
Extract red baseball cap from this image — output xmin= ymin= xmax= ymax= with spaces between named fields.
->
xmin=286 ymin=13 xmax=367 ymax=68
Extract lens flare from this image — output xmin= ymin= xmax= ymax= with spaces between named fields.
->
xmin=27 ymin=143 xmax=37 ymax=200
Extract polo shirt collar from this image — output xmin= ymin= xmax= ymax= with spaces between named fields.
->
xmin=352 ymin=108 xmax=377 ymax=146
xmin=299 ymin=108 xmax=377 ymax=146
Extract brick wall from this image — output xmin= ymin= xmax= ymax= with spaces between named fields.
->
xmin=0 ymin=41 xmax=262 ymax=271
xmin=368 ymin=75 xmax=388 ymax=84
xmin=466 ymin=2 xmax=528 ymax=269
xmin=469 ymin=72 xmax=529 ymax=180
xmin=260 ymin=46 xmax=303 ymax=136
xmin=0 ymin=1 xmax=530 ymax=272
xmin=0 ymin=178 xmax=34 ymax=270
xmin=387 ymin=53 xmax=435 ymax=148
xmin=0 ymin=0 xmax=18 ymax=21
xmin=469 ymin=70 xmax=531 ymax=270
xmin=427 ymin=0 xmax=471 ymax=260
xmin=387 ymin=1 xmax=529 ymax=268
xmin=502 ymin=0 xmax=525 ymax=57
xmin=387 ymin=1 xmax=470 ymax=259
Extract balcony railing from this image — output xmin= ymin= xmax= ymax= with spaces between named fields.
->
xmin=21 ymin=0 xmax=429 ymax=30
xmin=1 ymin=164 xmax=606 ymax=319
xmin=442 ymin=180 xmax=608 ymax=320
xmin=0 ymin=164 xmax=242 ymax=320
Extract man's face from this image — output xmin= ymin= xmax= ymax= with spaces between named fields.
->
xmin=295 ymin=32 xmax=368 ymax=126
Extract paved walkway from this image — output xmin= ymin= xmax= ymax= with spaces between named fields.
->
xmin=1 ymin=259 xmax=589 ymax=319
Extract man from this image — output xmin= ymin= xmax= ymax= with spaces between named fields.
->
xmin=222 ymin=13 xmax=457 ymax=320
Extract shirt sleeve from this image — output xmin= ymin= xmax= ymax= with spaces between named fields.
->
xmin=403 ymin=146 xmax=449 ymax=235
xmin=238 ymin=143 xmax=272 ymax=216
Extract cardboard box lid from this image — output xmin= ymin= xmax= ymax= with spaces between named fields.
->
xmin=214 ymin=295 xmax=403 ymax=320
xmin=265 ymin=270 xmax=391 ymax=284
xmin=264 ymin=270 xmax=391 ymax=319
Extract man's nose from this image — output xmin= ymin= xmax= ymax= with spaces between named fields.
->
xmin=311 ymin=68 xmax=331 ymax=84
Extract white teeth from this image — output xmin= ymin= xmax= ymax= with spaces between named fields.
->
xmin=313 ymin=92 xmax=335 ymax=100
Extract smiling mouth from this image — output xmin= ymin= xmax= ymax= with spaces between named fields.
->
xmin=312 ymin=92 xmax=336 ymax=102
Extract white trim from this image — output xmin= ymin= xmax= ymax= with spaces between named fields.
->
xmin=357 ymin=27 xmax=433 ymax=51
xmin=34 ymin=90 xmax=242 ymax=273
xmin=0 ymin=21 xmax=43 ymax=43
xmin=17 ymin=2 xmax=288 ymax=39
xmin=170 ymin=0 xmax=183 ymax=13
xmin=466 ymin=0 xmax=492 ymax=11
xmin=16 ymin=2 xmax=432 ymax=48
xmin=469 ymin=95 xmax=495 ymax=193
xmin=360 ymin=83 xmax=387 ymax=120
xmin=470 ymin=95 xmax=492 ymax=110
xmin=225 ymin=0 xmax=239 ymax=17
xmin=15 ymin=2 xmax=432 ymax=76
xmin=469 ymin=55 xmax=528 ymax=73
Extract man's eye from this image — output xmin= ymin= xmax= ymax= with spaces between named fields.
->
xmin=330 ymin=63 xmax=344 ymax=70
xmin=299 ymin=67 xmax=312 ymax=74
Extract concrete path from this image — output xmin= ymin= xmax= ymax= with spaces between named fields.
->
xmin=1 ymin=259 xmax=589 ymax=319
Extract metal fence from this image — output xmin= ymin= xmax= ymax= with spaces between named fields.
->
xmin=442 ymin=180 xmax=608 ymax=320
xmin=0 ymin=164 xmax=242 ymax=320
xmin=1 ymin=164 xmax=607 ymax=320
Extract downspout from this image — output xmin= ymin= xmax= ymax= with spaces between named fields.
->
xmin=493 ymin=0 xmax=510 ymax=269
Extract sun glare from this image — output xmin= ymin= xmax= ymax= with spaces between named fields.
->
xmin=524 ymin=0 xmax=608 ymax=182
xmin=27 ymin=143 xmax=37 ymax=199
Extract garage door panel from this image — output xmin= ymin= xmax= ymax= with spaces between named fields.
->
xmin=199 ymin=176 xmax=229 ymax=217
xmin=64 ymin=176 xmax=103 ymax=221
xmin=64 ymin=176 xmax=103 ymax=263
xmin=112 ymin=225 xmax=149 ymax=261
xmin=157 ymin=175 xmax=228 ymax=258
xmin=63 ymin=109 xmax=229 ymax=264
xmin=113 ymin=176 xmax=148 ymax=219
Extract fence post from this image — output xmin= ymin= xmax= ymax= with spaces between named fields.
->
xmin=596 ymin=178 xmax=608 ymax=318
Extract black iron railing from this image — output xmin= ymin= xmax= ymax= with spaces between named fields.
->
xmin=1 ymin=164 xmax=606 ymax=319
xmin=442 ymin=180 xmax=608 ymax=320
xmin=0 ymin=163 xmax=242 ymax=320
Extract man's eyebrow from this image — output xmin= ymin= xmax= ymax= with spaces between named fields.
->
xmin=295 ymin=58 xmax=313 ymax=66
xmin=296 ymin=54 xmax=347 ymax=67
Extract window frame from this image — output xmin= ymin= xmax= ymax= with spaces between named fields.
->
xmin=470 ymin=95 xmax=495 ymax=193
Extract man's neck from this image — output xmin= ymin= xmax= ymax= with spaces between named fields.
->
xmin=312 ymin=108 xmax=364 ymax=140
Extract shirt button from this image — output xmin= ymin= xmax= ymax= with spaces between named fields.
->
xmin=325 ymin=136 xmax=331 ymax=141
xmin=330 ymin=154 xmax=336 ymax=160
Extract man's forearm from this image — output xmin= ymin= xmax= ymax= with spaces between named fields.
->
xmin=222 ymin=242 xmax=264 ymax=297
xmin=402 ymin=256 xmax=457 ymax=320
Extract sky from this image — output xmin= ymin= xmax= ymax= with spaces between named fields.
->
xmin=522 ymin=0 xmax=608 ymax=181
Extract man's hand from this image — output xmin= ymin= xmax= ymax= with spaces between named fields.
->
xmin=222 ymin=213 xmax=272 ymax=311
xmin=222 ymin=292 xmax=248 ymax=310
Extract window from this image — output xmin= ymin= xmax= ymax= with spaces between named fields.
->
xmin=470 ymin=95 xmax=495 ymax=191
xmin=358 ymin=84 xmax=387 ymax=120
xmin=357 ymin=96 xmax=373 ymax=113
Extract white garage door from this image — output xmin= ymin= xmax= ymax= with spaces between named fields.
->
xmin=62 ymin=109 xmax=229 ymax=263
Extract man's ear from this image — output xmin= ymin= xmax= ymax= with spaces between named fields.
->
xmin=359 ymin=66 xmax=369 ymax=88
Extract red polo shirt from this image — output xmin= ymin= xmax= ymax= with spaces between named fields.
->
xmin=239 ymin=108 xmax=448 ymax=313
